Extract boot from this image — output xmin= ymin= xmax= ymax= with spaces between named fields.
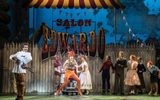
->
xmin=16 ymin=96 xmax=23 ymax=100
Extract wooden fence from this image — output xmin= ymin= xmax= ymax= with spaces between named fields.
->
xmin=0 ymin=43 xmax=155 ymax=94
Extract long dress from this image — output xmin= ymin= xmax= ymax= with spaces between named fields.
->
xmin=79 ymin=61 xmax=92 ymax=90
xmin=124 ymin=61 xmax=141 ymax=86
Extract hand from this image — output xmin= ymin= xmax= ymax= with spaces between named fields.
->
xmin=15 ymin=59 xmax=20 ymax=65
xmin=21 ymin=63 xmax=28 ymax=69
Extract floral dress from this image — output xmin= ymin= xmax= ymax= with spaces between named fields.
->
xmin=124 ymin=61 xmax=141 ymax=86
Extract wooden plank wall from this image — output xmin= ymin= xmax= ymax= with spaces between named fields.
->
xmin=1 ymin=43 xmax=155 ymax=94
xmin=0 ymin=49 xmax=3 ymax=93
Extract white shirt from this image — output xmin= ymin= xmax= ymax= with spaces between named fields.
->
xmin=10 ymin=51 xmax=32 ymax=73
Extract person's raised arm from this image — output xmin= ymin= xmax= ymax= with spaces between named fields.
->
xmin=99 ymin=62 xmax=105 ymax=73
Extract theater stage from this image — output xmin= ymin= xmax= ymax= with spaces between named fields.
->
xmin=0 ymin=95 xmax=160 ymax=100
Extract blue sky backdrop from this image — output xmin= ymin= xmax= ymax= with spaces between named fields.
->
xmin=29 ymin=0 xmax=160 ymax=45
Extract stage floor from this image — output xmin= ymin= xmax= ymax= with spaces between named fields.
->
xmin=0 ymin=95 xmax=160 ymax=100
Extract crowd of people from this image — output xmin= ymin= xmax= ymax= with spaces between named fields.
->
xmin=53 ymin=51 xmax=92 ymax=96
xmin=52 ymin=50 xmax=160 ymax=96
xmin=9 ymin=43 xmax=160 ymax=100
xmin=99 ymin=51 xmax=160 ymax=96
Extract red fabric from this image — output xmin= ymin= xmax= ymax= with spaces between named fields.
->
xmin=101 ymin=60 xmax=112 ymax=70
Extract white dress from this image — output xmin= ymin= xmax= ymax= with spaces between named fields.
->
xmin=79 ymin=61 xmax=92 ymax=90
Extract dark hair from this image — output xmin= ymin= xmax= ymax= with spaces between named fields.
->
xmin=108 ymin=56 xmax=111 ymax=60
xmin=138 ymin=57 xmax=142 ymax=61
xmin=21 ymin=42 xmax=29 ymax=49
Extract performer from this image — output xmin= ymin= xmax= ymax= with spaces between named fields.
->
xmin=137 ymin=57 xmax=146 ymax=94
xmin=124 ymin=55 xmax=141 ymax=95
xmin=54 ymin=51 xmax=82 ymax=96
xmin=113 ymin=51 xmax=127 ymax=95
xmin=9 ymin=43 xmax=32 ymax=100
xmin=53 ymin=55 xmax=63 ymax=91
xmin=147 ymin=60 xmax=160 ymax=96
xmin=99 ymin=56 xmax=114 ymax=95
xmin=156 ymin=57 xmax=160 ymax=95
xmin=79 ymin=55 xmax=92 ymax=95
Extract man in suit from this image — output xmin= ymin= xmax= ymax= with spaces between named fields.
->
xmin=113 ymin=51 xmax=127 ymax=95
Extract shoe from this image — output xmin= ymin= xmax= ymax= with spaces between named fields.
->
xmin=132 ymin=90 xmax=135 ymax=95
xmin=54 ymin=92 xmax=58 ymax=96
xmin=120 ymin=93 xmax=124 ymax=95
xmin=85 ymin=90 xmax=89 ymax=95
xmin=107 ymin=89 xmax=110 ymax=93
xmin=129 ymin=91 xmax=133 ymax=95
xmin=138 ymin=91 xmax=142 ymax=94
xmin=79 ymin=92 xmax=83 ymax=96
xmin=16 ymin=96 xmax=23 ymax=100
xmin=112 ymin=93 xmax=117 ymax=95
xmin=148 ymin=91 xmax=152 ymax=95
xmin=153 ymin=92 xmax=157 ymax=96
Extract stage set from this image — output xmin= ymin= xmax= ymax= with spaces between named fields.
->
xmin=0 ymin=0 xmax=160 ymax=100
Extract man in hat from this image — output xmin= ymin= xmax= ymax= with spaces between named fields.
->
xmin=54 ymin=51 xmax=82 ymax=96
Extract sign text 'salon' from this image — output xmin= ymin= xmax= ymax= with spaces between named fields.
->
xmin=56 ymin=19 xmax=91 ymax=27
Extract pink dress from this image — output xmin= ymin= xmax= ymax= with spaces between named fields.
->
xmin=124 ymin=61 xmax=141 ymax=86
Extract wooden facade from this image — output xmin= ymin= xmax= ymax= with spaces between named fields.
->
xmin=0 ymin=43 xmax=155 ymax=94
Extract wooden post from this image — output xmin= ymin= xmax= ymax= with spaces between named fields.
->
xmin=114 ymin=8 xmax=117 ymax=44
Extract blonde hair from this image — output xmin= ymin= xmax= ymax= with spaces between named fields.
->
xmin=21 ymin=42 xmax=29 ymax=49
xmin=130 ymin=55 xmax=137 ymax=61
xmin=118 ymin=51 xmax=124 ymax=57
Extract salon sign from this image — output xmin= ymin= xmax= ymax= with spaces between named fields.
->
xmin=56 ymin=19 xmax=91 ymax=27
